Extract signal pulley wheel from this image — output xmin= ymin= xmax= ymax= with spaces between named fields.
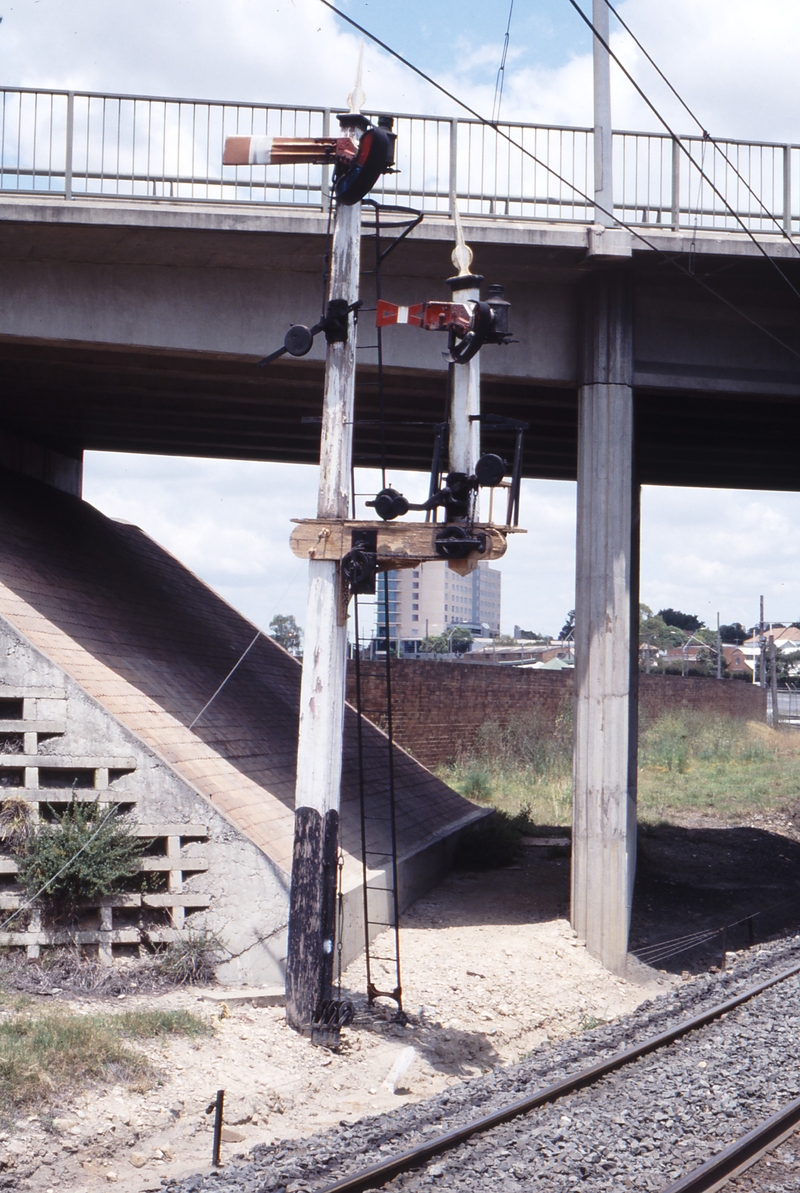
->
xmin=434 ymin=525 xmax=487 ymax=560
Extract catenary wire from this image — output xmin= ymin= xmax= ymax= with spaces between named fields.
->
xmin=565 ymin=0 xmax=800 ymax=299
xmin=317 ymin=0 xmax=800 ymax=365
xmin=598 ymin=0 xmax=800 ymax=256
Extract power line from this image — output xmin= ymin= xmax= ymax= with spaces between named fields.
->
xmin=565 ymin=0 xmax=800 ymax=301
xmin=318 ymin=0 xmax=800 ymax=365
xmin=599 ymin=0 xmax=800 ymax=257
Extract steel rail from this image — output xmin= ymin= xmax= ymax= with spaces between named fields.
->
xmin=316 ymin=959 xmax=800 ymax=1193
xmin=661 ymin=1093 xmax=800 ymax=1192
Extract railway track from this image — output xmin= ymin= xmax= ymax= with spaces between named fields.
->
xmin=164 ymin=940 xmax=800 ymax=1193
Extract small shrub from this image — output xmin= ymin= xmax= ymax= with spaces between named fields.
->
xmin=454 ymin=809 xmax=540 ymax=870
xmin=156 ymin=930 xmax=224 ymax=985
xmin=16 ymin=803 xmax=144 ymax=910
xmin=461 ymin=768 xmax=493 ymax=802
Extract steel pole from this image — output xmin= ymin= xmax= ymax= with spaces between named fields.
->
xmin=593 ymin=0 xmax=614 ymax=226
xmin=286 ymin=186 xmax=361 ymax=1034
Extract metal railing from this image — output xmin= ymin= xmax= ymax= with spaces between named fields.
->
xmin=2 ymin=86 xmax=799 ymax=234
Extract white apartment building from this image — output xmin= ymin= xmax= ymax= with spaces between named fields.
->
xmin=378 ymin=561 xmax=502 ymax=646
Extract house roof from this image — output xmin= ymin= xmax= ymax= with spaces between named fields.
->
xmin=0 ymin=469 xmax=479 ymax=875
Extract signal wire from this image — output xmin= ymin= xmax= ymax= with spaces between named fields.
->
xmin=318 ymin=0 xmax=800 ymax=365
xmin=565 ymin=0 xmax=800 ymax=301
xmin=491 ymin=1 xmax=515 ymax=125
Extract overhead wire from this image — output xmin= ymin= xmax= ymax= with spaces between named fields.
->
xmin=491 ymin=0 xmax=515 ymax=125
xmin=565 ymin=0 xmax=800 ymax=302
xmin=600 ymin=0 xmax=800 ymax=257
xmin=317 ymin=0 xmax=800 ymax=365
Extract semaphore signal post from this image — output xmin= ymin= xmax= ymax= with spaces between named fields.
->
xmin=226 ymin=62 xmax=524 ymax=1040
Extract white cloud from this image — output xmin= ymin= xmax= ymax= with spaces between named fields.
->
xmin=23 ymin=2 xmax=800 ymax=643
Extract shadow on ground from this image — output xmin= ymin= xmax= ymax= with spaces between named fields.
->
xmin=630 ymin=822 xmax=800 ymax=974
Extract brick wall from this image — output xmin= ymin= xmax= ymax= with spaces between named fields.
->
xmin=346 ymin=661 xmax=768 ymax=768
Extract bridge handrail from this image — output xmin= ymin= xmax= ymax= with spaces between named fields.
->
xmin=1 ymin=85 xmax=797 ymax=235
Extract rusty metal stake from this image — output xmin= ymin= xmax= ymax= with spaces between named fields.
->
xmin=210 ymin=1089 xmax=225 ymax=1166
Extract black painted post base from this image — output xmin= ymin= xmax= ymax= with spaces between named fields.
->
xmin=285 ymin=805 xmax=340 ymax=1036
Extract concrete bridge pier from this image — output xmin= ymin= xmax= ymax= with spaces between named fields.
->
xmin=571 ymin=266 xmax=640 ymax=974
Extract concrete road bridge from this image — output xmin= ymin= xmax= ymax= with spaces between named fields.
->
xmin=2 ymin=86 xmax=800 ymax=973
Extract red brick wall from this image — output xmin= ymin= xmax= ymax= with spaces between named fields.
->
xmin=345 ymin=661 xmax=767 ymax=768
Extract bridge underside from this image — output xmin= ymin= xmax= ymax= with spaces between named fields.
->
xmin=2 ymin=335 xmax=800 ymax=491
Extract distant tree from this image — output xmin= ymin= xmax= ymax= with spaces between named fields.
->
xmin=269 ymin=614 xmax=303 ymax=656
xmin=719 ymin=622 xmax=747 ymax=644
xmin=421 ymin=627 xmax=473 ymax=655
xmin=450 ymin=627 xmax=473 ymax=655
xmin=639 ymin=604 xmax=686 ymax=649
xmin=517 ymin=629 xmax=546 ymax=641
xmin=658 ymin=608 xmax=704 ymax=633
xmin=558 ymin=610 xmax=575 ymax=641
xmin=493 ymin=634 xmax=518 ymax=647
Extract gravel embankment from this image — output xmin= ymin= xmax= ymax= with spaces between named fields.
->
xmin=162 ymin=935 xmax=800 ymax=1193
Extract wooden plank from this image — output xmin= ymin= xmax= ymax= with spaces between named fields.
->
xmin=289 ymin=518 xmax=509 ymax=565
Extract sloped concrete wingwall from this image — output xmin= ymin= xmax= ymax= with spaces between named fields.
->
xmin=346 ymin=662 xmax=768 ymax=768
xmin=0 ymin=619 xmax=290 ymax=986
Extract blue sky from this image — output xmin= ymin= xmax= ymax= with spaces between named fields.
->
xmin=8 ymin=0 xmax=800 ymax=637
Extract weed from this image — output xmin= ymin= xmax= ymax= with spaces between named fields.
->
xmin=440 ymin=707 xmax=800 ymax=827
xmin=112 ymin=1008 xmax=211 ymax=1039
xmin=460 ymin=769 xmax=493 ymax=802
xmin=155 ymin=930 xmax=224 ymax=985
xmin=0 ymin=798 xmax=34 ymax=855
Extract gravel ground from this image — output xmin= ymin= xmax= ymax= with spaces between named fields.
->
xmin=161 ymin=934 xmax=800 ymax=1193
xmin=729 ymin=1130 xmax=800 ymax=1191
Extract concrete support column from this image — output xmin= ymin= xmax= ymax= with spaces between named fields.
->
xmin=571 ymin=267 xmax=639 ymax=975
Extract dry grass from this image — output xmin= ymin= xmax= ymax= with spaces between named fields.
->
xmin=0 ymin=1004 xmax=209 ymax=1115
xmin=438 ymin=710 xmax=800 ymax=828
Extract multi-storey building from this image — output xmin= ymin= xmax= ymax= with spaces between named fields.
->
xmin=377 ymin=561 xmax=501 ymax=650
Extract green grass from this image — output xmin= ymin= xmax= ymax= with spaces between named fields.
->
xmin=0 ymin=1005 xmax=209 ymax=1113
xmin=438 ymin=709 xmax=800 ymax=828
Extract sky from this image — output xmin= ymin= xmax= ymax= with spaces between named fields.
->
xmin=6 ymin=0 xmax=800 ymax=637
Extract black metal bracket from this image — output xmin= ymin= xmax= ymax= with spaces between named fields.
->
xmin=258 ymin=299 xmax=363 ymax=367
xmin=342 ymin=529 xmax=378 ymax=595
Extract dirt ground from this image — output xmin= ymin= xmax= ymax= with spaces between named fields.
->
xmin=6 ymin=811 xmax=800 ymax=1193
xmin=0 ymin=846 xmax=671 ymax=1193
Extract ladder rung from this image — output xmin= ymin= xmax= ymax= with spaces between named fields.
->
xmin=368 ymin=920 xmax=397 ymax=927
xmin=366 ymin=886 xmax=395 ymax=893
xmin=368 ymin=955 xmax=399 ymax=963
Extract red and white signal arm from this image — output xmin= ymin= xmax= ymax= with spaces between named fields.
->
xmin=376 ymin=299 xmax=474 ymax=334
xmin=222 ymin=135 xmax=356 ymax=167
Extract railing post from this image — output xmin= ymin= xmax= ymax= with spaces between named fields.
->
xmin=449 ymin=118 xmax=458 ymax=216
xmin=671 ymin=136 xmax=680 ymax=230
xmin=321 ymin=108 xmax=331 ymax=207
xmin=65 ymin=91 xmax=74 ymax=200
xmin=784 ymin=144 xmax=792 ymax=237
